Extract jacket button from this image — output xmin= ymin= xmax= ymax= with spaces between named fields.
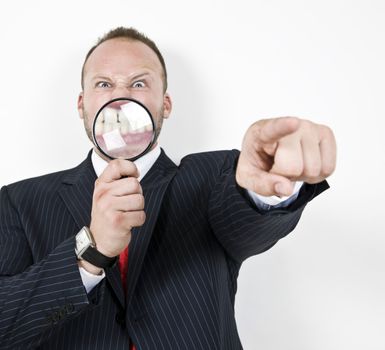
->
xmin=65 ymin=303 xmax=75 ymax=312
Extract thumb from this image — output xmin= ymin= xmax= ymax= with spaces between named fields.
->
xmin=241 ymin=170 xmax=295 ymax=197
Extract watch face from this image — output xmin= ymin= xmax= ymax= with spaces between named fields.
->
xmin=74 ymin=227 xmax=116 ymax=268
xmin=76 ymin=229 xmax=88 ymax=246
xmin=75 ymin=228 xmax=92 ymax=256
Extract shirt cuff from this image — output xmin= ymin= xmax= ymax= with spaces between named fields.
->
xmin=247 ymin=181 xmax=304 ymax=211
xmin=79 ymin=266 xmax=106 ymax=294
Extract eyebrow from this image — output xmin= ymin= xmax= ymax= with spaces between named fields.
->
xmin=91 ymin=75 xmax=112 ymax=82
xmin=129 ymin=72 xmax=153 ymax=82
xmin=90 ymin=72 xmax=153 ymax=83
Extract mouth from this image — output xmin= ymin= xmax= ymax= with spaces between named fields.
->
xmin=94 ymin=107 xmax=153 ymax=133
xmin=92 ymin=102 xmax=155 ymax=158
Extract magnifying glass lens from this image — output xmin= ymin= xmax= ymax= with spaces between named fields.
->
xmin=92 ymin=98 xmax=155 ymax=160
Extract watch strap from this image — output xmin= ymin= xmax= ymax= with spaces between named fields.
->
xmin=81 ymin=246 xmax=117 ymax=269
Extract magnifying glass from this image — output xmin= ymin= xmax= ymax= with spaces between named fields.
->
xmin=92 ymin=98 xmax=156 ymax=161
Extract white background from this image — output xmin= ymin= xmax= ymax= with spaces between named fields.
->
xmin=0 ymin=1 xmax=384 ymax=349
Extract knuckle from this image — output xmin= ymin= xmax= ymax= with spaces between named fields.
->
xmin=94 ymin=182 xmax=107 ymax=197
xmin=304 ymin=163 xmax=321 ymax=178
xmin=128 ymin=161 xmax=138 ymax=173
xmin=300 ymin=120 xmax=314 ymax=134
xmin=116 ymin=158 xmax=124 ymax=166
xmin=121 ymin=160 xmax=137 ymax=176
xmin=126 ymin=177 xmax=134 ymax=186
xmin=111 ymin=212 xmax=123 ymax=227
xmin=128 ymin=178 xmax=141 ymax=192
xmin=321 ymin=162 xmax=336 ymax=177
xmin=282 ymin=164 xmax=303 ymax=177
xmin=320 ymin=124 xmax=335 ymax=139
xmin=109 ymin=160 xmax=120 ymax=174
xmin=134 ymin=194 xmax=145 ymax=209
xmin=131 ymin=211 xmax=146 ymax=226
xmin=126 ymin=195 xmax=139 ymax=211
xmin=138 ymin=211 xmax=146 ymax=225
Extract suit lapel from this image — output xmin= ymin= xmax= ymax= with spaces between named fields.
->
xmin=58 ymin=152 xmax=95 ymax=230
xmin=57 ymin=149 xmax=178 ymax=310
xmin=105 ymin=263 xmax=126 ymax=307
xmin=125 ymin=150 xmax=177 ymax=308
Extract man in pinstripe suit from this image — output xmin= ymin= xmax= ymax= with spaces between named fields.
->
xmin=0 ymin=27 xmax=336 ymax=349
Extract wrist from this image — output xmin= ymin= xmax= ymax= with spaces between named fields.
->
xmin=78 ymin=259 xmax=103 ymax=276
xmin=75 ymin=226 xmax=118 ymax=269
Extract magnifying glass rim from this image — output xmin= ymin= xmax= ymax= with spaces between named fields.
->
xmin=92 ymin=97 xmax=156 ymax=161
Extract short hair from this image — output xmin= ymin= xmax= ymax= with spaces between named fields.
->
xmin=81 ymin=27 xmax=168 ymax=92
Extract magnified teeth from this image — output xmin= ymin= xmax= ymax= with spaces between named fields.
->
xmin=145 ymin=123 xmax=152 ymax=132
xmin=136 ymin=126 xmax=146 ymax=133
xmin=130 ymin=121 xmax=149 ymax=133
xmin=103 ymin=108 xmax=118 ymax=123
xmin=119 ymin=112 xmax=130 ymax=134
xmin=102 ymin=107 xmax=119 ymax=133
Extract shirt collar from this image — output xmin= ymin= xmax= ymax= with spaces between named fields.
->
xmin=91 ymin=144 xmax=161 ymax=181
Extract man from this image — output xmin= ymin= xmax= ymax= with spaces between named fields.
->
xmin=0 ymin=27 xmax=336 ymax=349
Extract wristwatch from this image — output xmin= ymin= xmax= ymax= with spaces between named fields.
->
xmin=75 ymin=226 xmax=117 ymax=268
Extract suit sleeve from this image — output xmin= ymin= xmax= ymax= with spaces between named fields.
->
xmin=0 ymin=186 xmax=104 ymax=349
xmin=207 ymin=150 xmax=329 ymax=263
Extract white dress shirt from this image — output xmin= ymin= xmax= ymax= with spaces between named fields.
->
xmin=80 ymin=145 xmax=302 ymax=293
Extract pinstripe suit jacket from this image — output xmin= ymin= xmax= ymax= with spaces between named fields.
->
xmin=0 ymin=149 xmax=327 ymax=349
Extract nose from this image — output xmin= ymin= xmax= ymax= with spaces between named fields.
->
xmin=110 ymin=85 xmax=132 ymax=101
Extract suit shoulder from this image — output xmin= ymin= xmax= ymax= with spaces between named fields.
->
xmin=3 ymin=159 xmax=91 ymax=203
xmin=171 ymin=150 xmax=241 ymax=193
xmin=179 ymin=149 xmax=240 ymax=172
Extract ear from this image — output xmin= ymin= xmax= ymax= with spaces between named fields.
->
xmin=163 ymin=93 xmax=172 ymax=119
xmin=77 ymin=92 xmax=84 ymax=119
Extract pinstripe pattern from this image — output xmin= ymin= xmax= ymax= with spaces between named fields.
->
xmin=0 ymin=149 xmax=328 ymax=349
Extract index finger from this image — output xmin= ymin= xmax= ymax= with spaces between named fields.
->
xmin=99 ymin=159 xmax=140 ymax=183
xmin=259 ymin=117 xmax=300 ymax=144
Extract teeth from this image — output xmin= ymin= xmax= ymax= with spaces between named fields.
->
xmin=119 ymin=112 xmax=130 ymax=134
xmin=102 ymin=107 xmax=119 ymax=133
xmin=145 ymin=123 xmax=153 ymax=132
xmin=128 ymin=120 xmax=139 ymax=133
xmin=136 ymin=126 xmax=146 ymax=133
xmin=103 ymin=121 xmax=114 ymax=133
xmin=103 ymin=108 xmax=118 ymax=123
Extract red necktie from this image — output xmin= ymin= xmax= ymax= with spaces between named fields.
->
xmin=119 ymin=246 xmax=129 ymax=293
xmin=119 ymin=246 xmax=136 ymax=350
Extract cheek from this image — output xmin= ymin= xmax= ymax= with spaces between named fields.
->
xmin=147 ymin=104 xmax=164 ymax=128
xmin=128 ymin=91 xmax=148 ymax=105
xmin=140 ymin=95 xmax=163 ymax=114
xmin=83 ymin=95 xmax=107 ymax=119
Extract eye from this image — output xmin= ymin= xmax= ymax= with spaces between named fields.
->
xmin=132 ymin=80 xmax=145 ymax=88
xmin=96 ymin=81 xmax=112 ymax=88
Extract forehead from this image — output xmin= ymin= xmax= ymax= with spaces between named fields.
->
xmin=84 ymin=38 xmax=163 ymax=79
